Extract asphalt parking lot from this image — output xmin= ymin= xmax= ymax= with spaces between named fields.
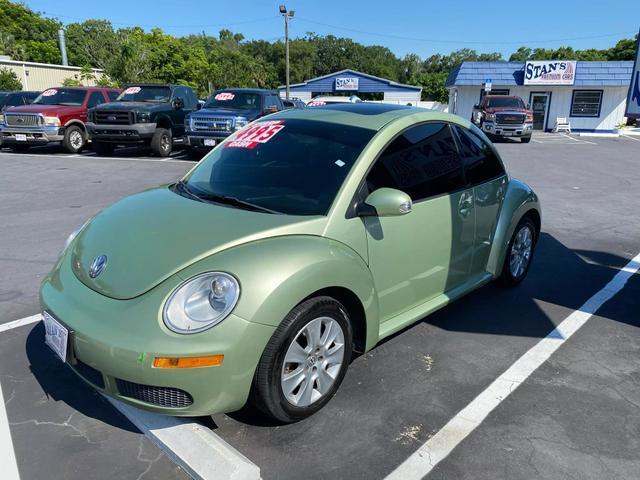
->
xmin=1 ymin=133 xmax=639 ymax=480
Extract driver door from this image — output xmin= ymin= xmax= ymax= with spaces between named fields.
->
xmin=363 ymin=122 xmax=475 ymax=322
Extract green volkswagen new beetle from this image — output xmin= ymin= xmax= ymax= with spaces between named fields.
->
xmin=40 ymin=103 xmax=540 ymax=422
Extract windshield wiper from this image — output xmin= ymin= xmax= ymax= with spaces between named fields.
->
xmin=174 ymin=180 xmax=204 ymax=203
xmin=175 ymin=182 xmax=280 ymax=214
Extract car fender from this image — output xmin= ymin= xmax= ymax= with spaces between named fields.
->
xmin=175 ymin=235 xmax=380 ymax=351
xmin=486 ymin=178 xmax=541 ymax=277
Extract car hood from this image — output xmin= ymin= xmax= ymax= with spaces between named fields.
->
xmin=70 ymin=186 xmax=325 ymax=300
xmin=197 ymin=107 xmax=260 ymax=118
xmin=5 ymin=104 xmax=81 ymax=116
xmin=93 ymin=101 xmax=157 ymax=111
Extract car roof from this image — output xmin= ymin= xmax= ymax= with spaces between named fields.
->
xmin=269 ymin=102 xmax=464 ymax=131
xmin=214 ymin=88 xmax=279 ymax=94
xmin=484 ymin=95 xmax=521 ymax=99
xmin=311 ymin=95 xmax=360 ymax=102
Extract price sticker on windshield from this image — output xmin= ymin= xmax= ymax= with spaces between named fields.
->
xmin=124 ymin=86 xmax=141 ymax=94
xmin=42 ymin=89 xmax=58 ymax=96
xmin=307 ymin=100 xmax=326 ymax=107
xmin=226 ymin=120 xmax=285 ymax=149
xmin=214 ymin=92 xmax=235 ymax=101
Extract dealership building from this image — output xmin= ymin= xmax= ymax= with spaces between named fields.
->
xmin=278 ymin=69 xmax=422 ymax=105
xmin=446 ymin=60 xmax=634 ymax=133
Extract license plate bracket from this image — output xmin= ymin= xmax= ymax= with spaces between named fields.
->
xmin=204 ymin=138 xmax=216 ymax=146
xmin=43 ymin=311 xmax=71 ymax=362
xmin=15 ymin=133 xmax=27 ymax=142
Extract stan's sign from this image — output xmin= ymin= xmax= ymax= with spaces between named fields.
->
xmin=335 ymin=77 xmax=359 ymax=91
xmin=524 ymin=61 xmax=576 ymax=85
xmin=625 ymin=31 xmax=640 ymax=118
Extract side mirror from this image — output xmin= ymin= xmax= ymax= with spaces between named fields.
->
xmin=196 ymin=102 xmax=203 ymax=110
xmin=172 ymin=97 xmax=184 ymax=110
xmin=357 ymin=188 xmax=413 ymax=217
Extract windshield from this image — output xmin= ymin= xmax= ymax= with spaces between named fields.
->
xmin=204 ymin=92 xmax=260 ymax=110
xmin=485 ymin=97 xmax=524 ymax=109
xmin=117 ymin=86 xmax=171 ymax=102
xmin=33 ymin=88 xmax=86 ymax=106
xmin=184 ymin=119 xmax=376 ymax=215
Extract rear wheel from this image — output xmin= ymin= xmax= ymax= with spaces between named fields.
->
xmin=499 ymin=217 xmax=537 ymax=286
xmin=92 ymin=141 xmax=115 ymax=156
xmin=62 ymin=125 xmax=86 ymax=153
xmin=251 ymin=296 xmax=353 ymax=423
xmin=151 ymin=128 xmax=172 ymax=157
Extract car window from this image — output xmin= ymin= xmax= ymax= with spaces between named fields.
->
xmin=366 ymin=122 xmax=465 ymax=202
xmin=205 ymin=92 xmax=260 ymax=110
xmin=117 ymin=86 xmax=171 ymax=103
xmin=484 ymin=97 xmax=523 ymax=109
xmin=6 ymin=94 xmax=25 ymax=106
xmin=33 ymin=88 xmax=87 ymax=106
xmin=185 ymin=119 xmax=376 ymax=216
xmin=87 ymin=91 xmax=105 ymax=108
xmin=264 ymin=95 xmax=279 ymax=109
xmin=183 ymin=87 xmax=198 ymax=110
xmin=454 ymin=125 xmax=506 ymax=186
xmin=107 ymin=91 xmax=120 ymax=101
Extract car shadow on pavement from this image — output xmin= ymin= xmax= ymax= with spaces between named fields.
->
xmin=25 ymin=322 xmax=139 ymax=433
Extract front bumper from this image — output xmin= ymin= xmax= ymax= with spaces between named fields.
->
xmin=39 ymin=251 xmax=276 ymax=416
xmin=87 ymin=122 xmax=157 ymax=143
xmin=184 ymin=131 xmax=233 ymax=149
xmin=482 ymin=122 xmax=533 ymax=138
xmin=1 ymin=125 xmax=65 ymax=144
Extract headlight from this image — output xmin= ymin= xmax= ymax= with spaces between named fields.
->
xmin=0 ymin=113 xmax=4 ymax=124
xmin=184 ymin=116 xmax=191 ymax=128
xmin=234 ymin=117 xmax=249 ymax=131
xmin=163 ymin=272 xmax=240 ymax=334
xmin=136 ymin=112 xmax=151 ymax=123
xmin=485 ymin=113 xmax=496 ymax=121
xmin=44 ymin=116 xmax=61 ymax=126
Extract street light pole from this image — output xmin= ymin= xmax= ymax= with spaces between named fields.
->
xmin=279 ymin=5 xmax=295 ymax=100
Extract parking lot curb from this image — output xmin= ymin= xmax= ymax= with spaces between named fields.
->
xmin=104 ymin=397 xmax=261 ymax=480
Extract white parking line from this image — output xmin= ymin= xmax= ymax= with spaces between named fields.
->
xmin=0 ymin=315 xmax=261 ymax=480
xmin=0 ymin=380 xmax=20 ymax=480
xmin=0 ymin=151 xmax=196 ymax=164
xmin=386 ymin=251 xmax=640 ymax=480
xmin=621 ymin=134 xmax=640 ymax=142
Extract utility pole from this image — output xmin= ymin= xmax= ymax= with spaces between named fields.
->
xmin=279 ymin=5 xmax=295 ymax=100
xmin=58 ymin=29 xmax=68 ymax=66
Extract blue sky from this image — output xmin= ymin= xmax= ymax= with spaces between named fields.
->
xmin=24 ymin=0 xmax=640 ymax=59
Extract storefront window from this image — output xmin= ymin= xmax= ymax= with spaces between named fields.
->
xmin=570 ymin=90 xmax=603 ymax=117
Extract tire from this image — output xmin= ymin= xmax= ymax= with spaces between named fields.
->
xmin=150 ymin=128 xmax=172 ymax=157
xmin=250 ymin=296 xmax=353 ymax=423
xmin=521 ymin=136 xmax=531 ymax=143
xmin=93 ymin=141 xmax=115 ymax=156
xmin=62 ymin=125 xmax=86 ymax=153
xmin=498 ymin=216 xmax=537 ymax=287
xmin=10 ymin=144 xmax=30 ymax=152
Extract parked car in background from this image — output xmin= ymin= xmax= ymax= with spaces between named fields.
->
xmin=183 ymin=88 xmax=284 ymax=155
xmin=41 ymin=104 xmax=540 ymax=423
xmin=0 ymin=91 xmax=40 ymax=111
xmin=471 ymin=95 xmax=533 ymax=143
xmin=0 ymin=87 xmax=120 ymax=153
xmin=87 ymin=84 xmax=199 ymax=157
xmin=282 ymin=97 xmax=306 ymax=109
xmin=307 ymin=95 xmax=362 ymax=106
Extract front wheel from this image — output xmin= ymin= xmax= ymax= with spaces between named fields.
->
xmin=499 ymin=217 xmax=537 ymax=287
xmin=150 ymin=128 xmax=172 ymax=157
xmin=521 ymin=136 xmax=532 ymax=143
xmin=250 ymin=296 xmax=353 ymax=423
xmin=62 ymin=125 xmax=86 ymax=153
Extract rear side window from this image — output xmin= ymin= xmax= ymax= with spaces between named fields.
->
xmin=87 ymin=91 xmax=105 ymax=108
xmin=366 ymin=122 xmax=465 ymax=202
xmin=454 ymin=126 xmax=505 ymax=186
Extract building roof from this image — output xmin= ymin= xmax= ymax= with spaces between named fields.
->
xmin=445 ymin=61 xmax=634 ymax=88
xmin=279 ymin=69 xmax=422 ymax=93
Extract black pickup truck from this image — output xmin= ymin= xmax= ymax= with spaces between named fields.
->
xmin=87 ymin=84 xmax=199 ymax=156
xmin=183 ymin=88 xmax=285 ymax=155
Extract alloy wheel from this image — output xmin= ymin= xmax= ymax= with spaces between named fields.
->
xmin=281 ymin=316 xmax=345 ymax=407
xmin=69 ymin=130 xmax=83 ymax=150
xmin=510 ymin=225 xmax=533 ymax=278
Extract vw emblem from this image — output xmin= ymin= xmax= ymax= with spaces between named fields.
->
xmin=89 ymin=255 xmax=108 ymax=278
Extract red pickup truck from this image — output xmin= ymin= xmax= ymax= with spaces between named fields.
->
xmin=471 ymin=95 xmax=533 ymax=143
xmin=0 ymin=86 xmax=120 ymax=153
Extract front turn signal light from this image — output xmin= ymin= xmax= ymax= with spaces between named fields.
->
xmin=153 ymin=354 xmax=224 ymax=369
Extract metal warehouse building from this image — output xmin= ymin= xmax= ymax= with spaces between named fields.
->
xmin=279 ymin=69 xmax=422 ymax=104
xmin=446 ymin=61 xmax=634 ymax=133
xmin=0 ymin=57 xmax=104 ymax=91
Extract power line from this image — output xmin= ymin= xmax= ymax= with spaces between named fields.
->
xmin=296 ymin=17 xmax=635 ymax=46
xmin=41 ymin=11 xmax=279 ymax=29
